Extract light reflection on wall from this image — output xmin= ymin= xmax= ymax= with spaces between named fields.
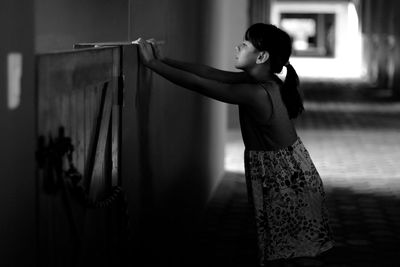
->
xmin=271 ymin=1 xmax=363 ymax=80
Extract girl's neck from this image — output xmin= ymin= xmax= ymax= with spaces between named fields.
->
xmin=247 ymin=64 xmax=273 ymax=83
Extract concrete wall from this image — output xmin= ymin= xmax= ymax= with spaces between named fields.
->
xmin=200 ymin=0 xmax=249 ymax=166
xmin=361 ymin=0 xmax=400 ymax=98
xmin=200 ymin=0 xmax=250 ymax=131
xmin=0 ymin=1 xmax=36 ymax=266
xmin=35 ymin=0 xmax=131 ymax=52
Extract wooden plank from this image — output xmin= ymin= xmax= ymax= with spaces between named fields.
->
xmin=111 ymin=49 xmax=121 ymax=188
xmin=87 ymin=82 xmax=113 ymax=201
xmin=111 ymin=106 xmax=120 ymax=187
xmin=75 ymin=87 xmax=85 ymax=179
xmin=56 ymin=64 xmax=73 ymax=267
xmin=83 ymin=85 xmax=95 ymax=184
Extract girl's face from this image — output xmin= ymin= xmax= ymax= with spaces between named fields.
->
xmin=234 ymin=40 xmax=259 ymax=70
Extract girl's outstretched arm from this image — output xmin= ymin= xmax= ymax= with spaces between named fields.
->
xmin=148 ymin=60 xmax=259 ymax=104
xmin=147 ymin=38 xmax=253 ymax=84
xmin=162 ymin=58 xmax=253 ymax=84
xmin=137 ymin=39 xmax=262 ymax=105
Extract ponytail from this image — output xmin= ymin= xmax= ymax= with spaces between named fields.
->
xmin=281 ymin=63 xmax=304 ymax=119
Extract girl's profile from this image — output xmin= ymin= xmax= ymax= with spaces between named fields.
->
xmin=137 ymin=23 xmax=334 ymax=267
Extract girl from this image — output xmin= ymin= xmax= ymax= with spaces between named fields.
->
xmin=137 ymin=23 xmax=334 ymax=267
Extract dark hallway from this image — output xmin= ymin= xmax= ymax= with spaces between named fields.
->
xmin=198 ymin=80 xmax=400 ymax=267
xmin=2 ymin=0 xmax=400 ymax=266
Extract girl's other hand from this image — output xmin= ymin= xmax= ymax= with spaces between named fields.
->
xmin=147 ymin=38 xmax=165 ymax=60
xmin=137 ymin=38 xmax=156 ymax=66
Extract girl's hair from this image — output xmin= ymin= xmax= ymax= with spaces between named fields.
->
xmin=245 ymin=23 xmax=304 ymax=119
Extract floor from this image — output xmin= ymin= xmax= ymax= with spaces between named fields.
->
xmin=195 ymin=80 xmax=400 ymax=267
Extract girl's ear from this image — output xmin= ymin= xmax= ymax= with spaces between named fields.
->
xmin=256 ymin=51 xmax=269 ymax=64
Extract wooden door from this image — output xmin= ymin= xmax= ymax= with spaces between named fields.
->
xmin=36 ymin=46 xmax=127 ymax=267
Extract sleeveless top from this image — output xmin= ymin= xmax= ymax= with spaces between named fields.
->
xmin=239 ymin=78 xmax=297 ymax=151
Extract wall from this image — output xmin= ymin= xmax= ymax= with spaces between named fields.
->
xmin=361 ymin=0 xmax=400 ymax=98
xmin=202 ymin=0 xmax=251 ymax=131
xmin=0 ymin=1 xmax=36 ymax=266
xmin=35 ymin=0 xmax=131 ymax=52
xmin=199 ymin=0 xmax=249 ymax=186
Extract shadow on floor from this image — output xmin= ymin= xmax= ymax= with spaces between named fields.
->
xmin=194 ymin=171 xmax=400 ymax=267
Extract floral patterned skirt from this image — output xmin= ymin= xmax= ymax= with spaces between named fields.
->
xmin=244 ymin=137 xmax=334 ymax=265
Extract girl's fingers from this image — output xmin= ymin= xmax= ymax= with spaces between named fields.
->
xmin=137 ymin=40 xmax=148 ymax=59
xmin=135 ymin=37 xmax=158 ymax=64
xmin=147 ymin=38 xmax=156 ymax=45
xmin=147 ymin=39 xmax=158 ymax=56
xmin=144 ymin=39 xmax=164 ymax=60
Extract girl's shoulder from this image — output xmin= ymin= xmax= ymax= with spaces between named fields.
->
xmin=258 ymin=79 xmax=281 ymax=93
xmin=242 ymin=77 xmax=281 ymax=101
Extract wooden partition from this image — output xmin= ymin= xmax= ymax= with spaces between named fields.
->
xmin=36 ymin=46 xmax=127 ymax=267
xmin=35 ymin=37 xmax=225 ymax=266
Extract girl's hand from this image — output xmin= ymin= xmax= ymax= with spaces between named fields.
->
xmin=147 ymin=38 xmax=165 ymax=60
xmin=137 ymin=38 xmax=156 ymax=66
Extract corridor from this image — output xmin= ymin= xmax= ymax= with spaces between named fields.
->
xmin=197 ymin=80 xmax=400 ymax=267
xmin=4 ymin=1 xmax=400 ymax=266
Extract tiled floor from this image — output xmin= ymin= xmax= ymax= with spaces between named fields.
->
xmin=197 ymin=81 xmax=400 ymax=267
